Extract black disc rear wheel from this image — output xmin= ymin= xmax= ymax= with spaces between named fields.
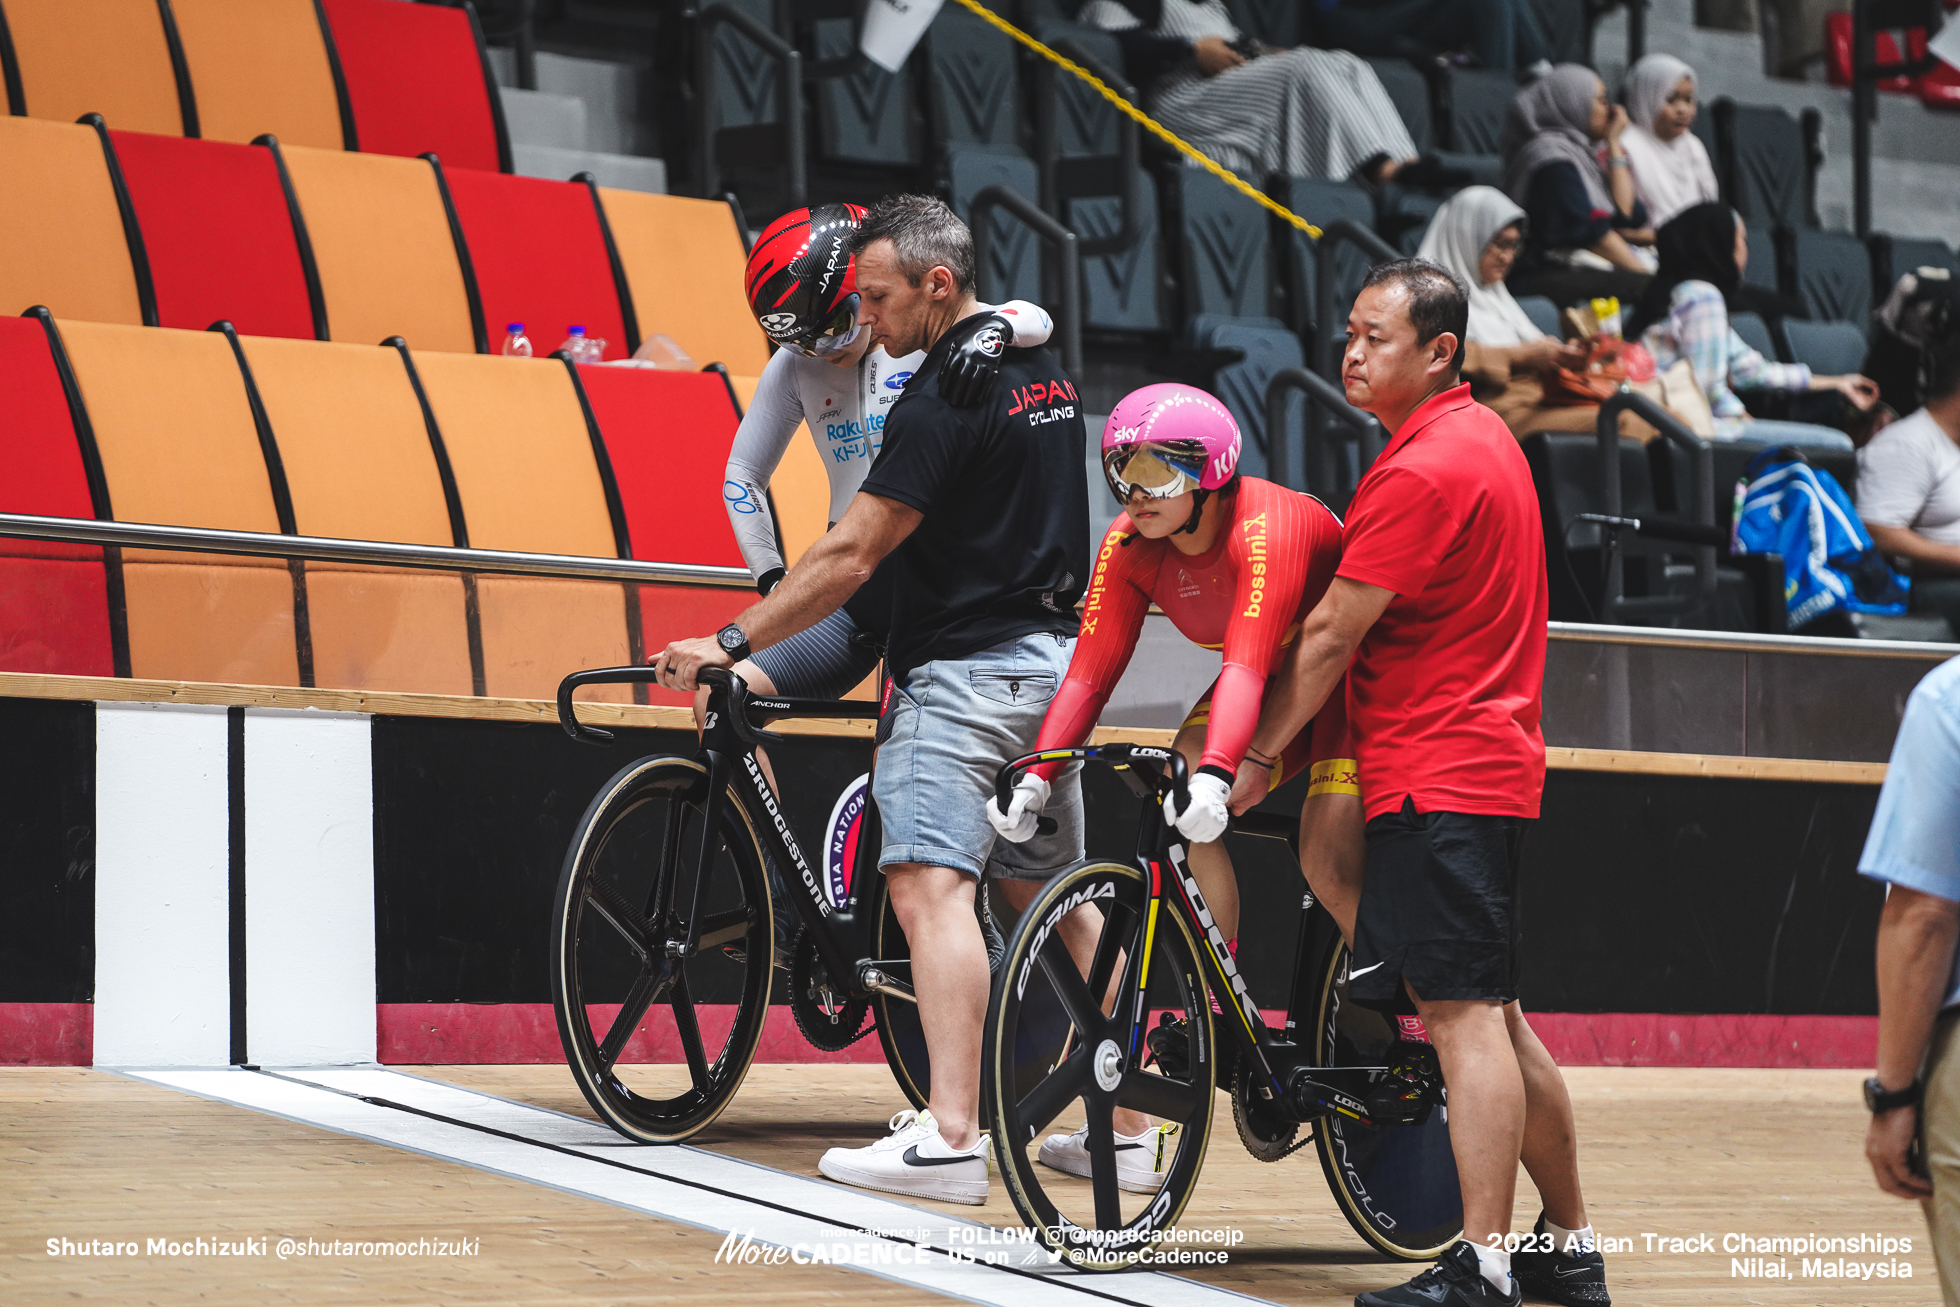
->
xmin=552 ymin=756 xmax=772 ymax=1143
xmin=1311 ymin=942 xmax=1463 ymax=1259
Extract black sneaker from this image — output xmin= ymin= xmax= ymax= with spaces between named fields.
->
xmin=1356 ymin=1241 xmax=1521 ymax=1307
xmin=1512 ymin=1213 xmax=1610 ymax=1306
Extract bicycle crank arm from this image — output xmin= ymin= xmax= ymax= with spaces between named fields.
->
xmin=856 ymin=963 xmax=916 ymax=1004
xmin=1284 ymin=1067 xmax=1383 ymax=1129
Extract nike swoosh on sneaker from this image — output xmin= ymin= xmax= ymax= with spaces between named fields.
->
xmin=901 ymin=1145 xmax=979 ymax=1167
xmin=1554 ymin=1264 xmax=1597 ymax=1277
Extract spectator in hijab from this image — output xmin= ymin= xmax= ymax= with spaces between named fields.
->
xmin=1617 ymin=54 xmax=1718 ymax=228
xmin=1081 ymin=0 xmax=1443 ymax=187
xmin=1309 ymin=0 xmax=1550 ymax=74
xmin=1868 ymin=269 xmax=1960 ymax=416
xmin=1503 ymin=64 xmax=1655 ymax=306
xmin=1417 ymin=186 xmax=1595 ymax=438
xmin=1628 ymin=203 xmax=1875 ymax=451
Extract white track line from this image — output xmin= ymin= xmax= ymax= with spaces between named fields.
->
xmin=118 ymin=1067 xmax=1270 ymax=1307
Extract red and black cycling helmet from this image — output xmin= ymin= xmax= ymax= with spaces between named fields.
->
xmin=744 ymin=202 xmax=867 ymax=359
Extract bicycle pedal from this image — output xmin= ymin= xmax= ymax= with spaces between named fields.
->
xmin=1145 ymin=1013 xmax=1190 ymax=1079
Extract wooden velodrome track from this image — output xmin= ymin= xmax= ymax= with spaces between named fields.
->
xmin=4 ymin=1059 xmax=1935 ymax=1304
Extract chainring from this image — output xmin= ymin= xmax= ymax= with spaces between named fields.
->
xmin=787 ymin=927 xmax=873 ymax=1052
xmin=1232 ymin=1064 xmax=1306 ymax=1162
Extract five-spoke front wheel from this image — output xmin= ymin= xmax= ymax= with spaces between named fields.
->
xmin=551 ymin=756 xmax=773 ymax=1143
xmin=984 ymin=860 xmax=1215 ymax=1270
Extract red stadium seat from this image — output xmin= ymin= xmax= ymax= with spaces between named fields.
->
xmin=574 ymin=365 xmax=746 ymax=567
xmin=317 ymin=0 xmax=508 ymax=173
xmin=108 ymin=130 xmax=321 ymax=340
xmin=0 ymin=314 xmax=115 ymax=677
xmin=439 ymin=167 xmax=627 ymax=361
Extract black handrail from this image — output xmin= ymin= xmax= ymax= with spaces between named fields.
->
xmin=972 ymin=184 xmax=1083 ymax=376
xmin=1851 ymin=0 xmax=1943 ymax=238
xmin=1596 ymin=387 xmax=1716 ymax=619
xmin=1310 ymin=218 xmax=1400 ymax=383
xmin=1263 ymin=367 xmax=1384 ymax=503
xmin=1033 ymin=38 xmax=1140 ymax=258
xmin=695 ymin=3 xmax=806 ymax=208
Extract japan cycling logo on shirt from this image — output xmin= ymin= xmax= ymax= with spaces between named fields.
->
xmin=822 ymin=773 xmax=870 ymax=908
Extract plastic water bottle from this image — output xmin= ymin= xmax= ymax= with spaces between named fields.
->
xmin=581 ymin=334 xmax=609 ymax=363
xmin=501 ymin=322 xmax=532 ymax=358
xmin=557 ymin=324 xmax=589 ymax=362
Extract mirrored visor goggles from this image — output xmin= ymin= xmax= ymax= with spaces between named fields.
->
xmin=781 ymin=294 xmax=863 ymax=359
xmin=1102 ymin=442 xmax=1205 ymax=503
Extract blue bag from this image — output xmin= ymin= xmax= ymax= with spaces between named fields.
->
xmin=1731 ymin=447 xmax=1909 ymax=628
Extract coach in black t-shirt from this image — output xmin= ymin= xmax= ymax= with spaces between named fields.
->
xmin=652 ymin=194 xmax=1089 ymax=1203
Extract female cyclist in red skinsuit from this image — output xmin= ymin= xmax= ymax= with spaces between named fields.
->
xmin=985 ymin=384 xmax=1373 ymax=1190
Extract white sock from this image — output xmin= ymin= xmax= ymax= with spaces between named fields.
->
xmin=1545 ymin=1219 xmax=1595 ymax=1255
xmin=1471 ymin=1241 xmax=1512 ymax=1294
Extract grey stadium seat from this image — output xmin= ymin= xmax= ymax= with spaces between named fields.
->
xmin=1787 ymin=227 xmax=1873 ymax=327
xmin=1869 ymin=233 xmax=1960 ymax=293
xmin=1711 ymin=98 xmax=1818 ymax=231
xmin=1365 ymin=57 xmax=1434 ymax=156
xmin=1444 ymin=68 xmax=1514 ymax=156
xmin=1185 ymin=314 xmax=1305 ymax=481
xmin=924 ymin=5 xmax=1021 ymax=153
xmin=1279 ymin=176 xmax=1378 ymax=342
xmin=947 ymin=147 xmax=1043 ymax=305
xmin=1173 ymin=168 xmax=1275 ymax=320
xmin=1744 ymin=222 xmax=1779 ymax=292
xmin=1517 ymin=295 xmax=1561 ymax=339
xmin=1730 ymin=310 xmax=1784 ymax=363
xmin=810 ymin=14 xmax=918 ymax=168
xmin=1072 ymin=170 xmax=1166 ymax=331
xmin=1782 ymin=319 xmax=1869 ymax=375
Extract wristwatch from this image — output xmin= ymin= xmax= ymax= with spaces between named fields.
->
xmin=716 ymin=623 xmax=751 ymax=662
xmin=1864 ymin=1076 xmax=1922 ymax=1114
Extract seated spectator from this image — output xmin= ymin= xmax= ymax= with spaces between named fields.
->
xmin=1417 ymin=185 xmax=1597 ymax=437
xmin=1308 ymin=0 xmax=1549 ymax=74
xmin=1628 ymin=204 xmax=1874 ymax=451
xmin=1503 ymin=64 xmax=1655 ymax=305
xmin=1081 ymin=0 xmax=1434 ymax=186
xmin=1858 ymin=333 xmax=1960 ymax=635
xmin=1868 ymin=269 xmax=1960 ymax=416
xmin=1617 ymin=54 xmax=1717 ymax=228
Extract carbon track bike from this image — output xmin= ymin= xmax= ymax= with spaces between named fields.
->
xmin=552 ymin=665 xmax=941 ymax=1142
xmin=982 ymin=743 xmax=1463 ymax=1270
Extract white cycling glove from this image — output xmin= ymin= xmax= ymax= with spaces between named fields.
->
xmin=988 ymin=774 xmax=1051 ymax=844
xmin=1164 ymin=771 xmax=1232 ymax=844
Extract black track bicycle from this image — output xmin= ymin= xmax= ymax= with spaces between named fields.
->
xmin=982 ymin=743 xmax=1463 ymax=1270
xmin=552 ymin=664 xmax=943 ymax=1142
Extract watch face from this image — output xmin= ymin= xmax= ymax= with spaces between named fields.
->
xmin=719 ymin=626 xmax=745 ymax=653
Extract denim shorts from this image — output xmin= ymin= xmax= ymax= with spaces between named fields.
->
xmin=874 ymin=631 xmax=1084 ymax=881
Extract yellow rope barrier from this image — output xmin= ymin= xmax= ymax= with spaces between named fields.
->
xmin=947 ymin=0 xmax=1322 ymax=239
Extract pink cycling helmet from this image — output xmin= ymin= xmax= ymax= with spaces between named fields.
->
xmin=1100 ymin=383 xmax=1242 ymax=506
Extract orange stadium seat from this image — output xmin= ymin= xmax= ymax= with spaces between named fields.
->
xmin=575 ymin=364 xmax=752 ymax=672
xmin=317 ymin=0 xmax=506 ymax=173
xmin=0 ymin=0 xmax=189 ymax=136
xmin=408 ymin=350 xmax=633 ymax=702
xmin=440 ymin=167 xmax=627 ymax=362
xmin=109 ymin=130 xmax=320 ymax=340
xmin=0 ymin=116 xmax=151 ymax=326
xmin=166 ymin=0 xmax=349 ymax=149
xmin=51 ymin=318 xmax=300 ymax=687
xmin=0 ymin=314 xmax=115 ymax=677
xmin=596 ymin=189 xmax=769 ymax=377
xmin=238 ymin=334 xmax=476 ymax=695
xmin=271 ymin=142 xmax=479 ymax=352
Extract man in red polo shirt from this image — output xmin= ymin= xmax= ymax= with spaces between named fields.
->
xmin=1232 ymin=260 xmax=1607 ymax=1307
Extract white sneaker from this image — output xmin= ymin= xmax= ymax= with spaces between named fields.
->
xmin=1038 ymin=1122 xmax=1178 ymax=1193
xmin=818 ymin=1109 xmax=991 ymax=1205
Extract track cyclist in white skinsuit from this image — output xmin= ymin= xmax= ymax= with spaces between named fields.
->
xmin=711 ymin=202 xmax=1052 ymax=965
xmin=723 ymin=202 xmax=1052 ymax=700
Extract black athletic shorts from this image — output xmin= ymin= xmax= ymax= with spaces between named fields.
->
xmin=1348 ymin=796 xmax=1529 ymax=1009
